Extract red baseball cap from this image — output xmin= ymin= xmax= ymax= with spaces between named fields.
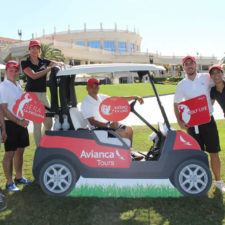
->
xmin=87 ymin=78 xmax=99 ymax=86
xmin=6 ymin=60 xmax=20 ymax=70
xmin=29 ymin=40 xmax=41 ymax=49
xmin=209 ymin=65 xmax=224 ymax=74
xmin=182 ymin=56 xmax=197 ymax=64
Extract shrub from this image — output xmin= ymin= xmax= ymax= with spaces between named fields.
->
xmin=153 ymin=77 xmax=167 ymax=83
xmin=167 ymin=77 xmax=183 ymax=83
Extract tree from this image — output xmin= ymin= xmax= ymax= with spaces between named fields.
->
xmin=40 ymin=43 xmax=64 ymax=62
xmin=23 ymin=42 xmax=65 ymax=62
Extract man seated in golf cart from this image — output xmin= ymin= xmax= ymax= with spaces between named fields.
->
xmin=81 ymin=78 xmax=144 ymax=159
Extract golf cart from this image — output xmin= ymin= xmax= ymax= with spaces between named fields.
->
xmin=33 ymin=63 xmax=212 ymax=197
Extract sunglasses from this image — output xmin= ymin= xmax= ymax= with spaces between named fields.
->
xmin=7 ymin=62 xmax=18 ymax=66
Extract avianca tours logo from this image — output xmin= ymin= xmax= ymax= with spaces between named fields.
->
xmin=80 ymin=149 xmax=125 ymax=160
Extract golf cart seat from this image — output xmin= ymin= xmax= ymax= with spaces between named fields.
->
xmin=69 ymin=107 xmax=88 ymax=130
xmin=69 ymin=107 xmax=131 ymax=146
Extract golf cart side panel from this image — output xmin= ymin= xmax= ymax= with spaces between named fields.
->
xmin=39 ymin=133 xmax=131 ymax=169
xmin=32 ymin=147 xmax=83 ymax=181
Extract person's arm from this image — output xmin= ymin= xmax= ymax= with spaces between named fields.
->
xmin=174 ymin=103 xmax=188 ymax=130
xmin=49 ymin=61 xmax=64 ymax=67
xmin=1 ymin=104 xmax=29 ymax=128
xmin=0 ymin=105 xmax=7 ymax=142
xmin=23 ymin=67 xmax=52 ymax=80
xmin=173 ymin=83 xmax=188 ymax=130
xmin=87 ymin=117 xmax=109 ymax=128
xmin=210 ymin=87 xmax=215 ymax=105
xmin=121 ymin=96 xmax=144 ymax=104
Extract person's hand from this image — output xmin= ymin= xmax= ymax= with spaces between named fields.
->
xmin=18 ymin=119 xmax=29 ymax=128
xmin=178 ymin=120 xmax=189 ymax=130
xmin=1 ymin=130 xmax=7 ymax=143
xmin=136 ymin=96 xmax=144 ymax=104
xmin=56 ymin=62 xmax=64 ymax=67
xmin=110 ymin=122 xmax=118 ymax=129
xmin=50 ymin=62 xmax=58 ymax=68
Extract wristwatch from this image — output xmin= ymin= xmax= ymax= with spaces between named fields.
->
xmin=106 ymin=122 xmax=111 ymax=128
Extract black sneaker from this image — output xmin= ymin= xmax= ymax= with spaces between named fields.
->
xmin=0 ymin=191 xmax=7 ymax=211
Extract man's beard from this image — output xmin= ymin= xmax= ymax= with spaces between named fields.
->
xmin=187 ymin=71 xmax=195 ymax=76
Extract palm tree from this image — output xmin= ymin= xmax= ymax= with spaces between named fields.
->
xmin=40 ymin=43 xmax=64 ymax=62
xmin=23 ymin=42 xmax=65 ymax=62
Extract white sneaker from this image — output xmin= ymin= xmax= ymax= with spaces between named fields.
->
xmin=53 ymin=115 xmax=62 ymax=130
xmin=214 ymin=181 xmax=225 ymax=192
xmin=62 ymin=115 xmax=70 ymax=131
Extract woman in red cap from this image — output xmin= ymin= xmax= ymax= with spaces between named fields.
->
xmin=21 ymin=40 xmax=63 ymax=147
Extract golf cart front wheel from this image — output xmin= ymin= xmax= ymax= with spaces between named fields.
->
xmin=39 ymin=159 xmax=79 ymax=196
xmin=173 ymin=159 xmax=212 ymax=196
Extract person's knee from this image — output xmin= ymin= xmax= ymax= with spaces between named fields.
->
xmin=44 ymin=118 xmax=53 ymax=130
xmin=125 ymin=126 xmax=133 ymax=137
xmin=210 ymin=153 xmax=220 ymax=160
xmin=4 ymin=151 xmax=15 ymax=160
xmin=33 ymin=122 xmax=41 ymax=130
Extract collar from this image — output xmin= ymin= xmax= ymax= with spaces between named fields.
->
xmin=27 ymin=56 xmax=41 ymax=64
xmin=87 ymin=94 xmax=99 ymax=103
xmin=186 ymin=73 xmax=198 ymax=81
xmin=4 ymin=78 xmax=19 ymax=87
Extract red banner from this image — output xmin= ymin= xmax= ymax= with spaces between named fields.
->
xmin=178 ymin=95 xmax=210 ymax=127
xmin=13 ymin=92 xmax=46 ymax=123
xmin=40 ymin=136 xmax=131 ymax=168
xmin=99 ymin=97 xmax=130 ymax=122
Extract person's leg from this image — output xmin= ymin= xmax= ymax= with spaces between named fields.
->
xmin=3 ymin=151 xmax=15 ymax=185
xmin=14 ymin=127 xmax=32 ymax=185
xmin=201 ymin=118 xmax=224 ymax=191
xmin=14 ymin=148 xmax=24 ymax=180
xmin=40 ymin=92 xmax=53 ymax=134
xmin=209 ymin=153 xmax=221 ymax=181
xmin=116 ymin=126 xmax=133 ymax=146
xmin=33 ymin=121 xmax=42 ymax=147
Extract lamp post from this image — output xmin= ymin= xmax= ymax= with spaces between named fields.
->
xmin=18 ymin=29 xmax=22 ymax=41
xmin=149 ymin=55 xmax=154 ymax=64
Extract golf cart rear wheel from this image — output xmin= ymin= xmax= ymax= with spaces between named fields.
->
xmin=39 ymin=159 xmax=79 ymax=196
xmin=173 ymin=159 xmax=212 ymax=196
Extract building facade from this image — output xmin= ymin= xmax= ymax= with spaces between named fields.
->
xmin=0 ymin=25 xmax=219 ymax=82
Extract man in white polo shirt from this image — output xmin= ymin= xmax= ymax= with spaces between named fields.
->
xmin=0 ymin=60 xmax=32 ymax=192
xmin=174 ymin=56 xmax=225 ymax=192
xmin=0 ymin=94 xmax=7 ymax=210
xmin=81 ymin=78 xmax=144 ymax=160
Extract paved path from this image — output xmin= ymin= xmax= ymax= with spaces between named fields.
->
xmin=28 ymin=94 xmax=224 ymax=132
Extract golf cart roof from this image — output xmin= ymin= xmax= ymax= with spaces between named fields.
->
xmin=57 ymin=63 xmax=165 ymax=76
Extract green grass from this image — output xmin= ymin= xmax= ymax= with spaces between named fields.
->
xmin=0 ymin=120 xmax=225 ymax=225
xmin=68 ymin=184 xmax=182 ymax=198
xmin=46 ymin=83 xmax=176 ymax=103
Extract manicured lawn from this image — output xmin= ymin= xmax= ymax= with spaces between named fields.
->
xmin=0 ymin=120 xmax=225 ymax=225
xmin=46 ymin=83 xmax=176 ymax=103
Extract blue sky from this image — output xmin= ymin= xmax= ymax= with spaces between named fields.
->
xmin=1 ymin=0 xmax=225 ymax=58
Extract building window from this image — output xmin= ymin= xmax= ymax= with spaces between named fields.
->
xmin=88 ymin=41 xmax=101 ymax=49
xmin=118 ymin=42 xmax=127 ymax=52
xmin=202 ymin=65 xmax=210 ymax=71
xmin=76 ymin=42 xmax=85 ymax=46
xmin=104 ymin=41 xmax=115 ymax=51
xmin=129 ymin=43 xmax=135 ymax=52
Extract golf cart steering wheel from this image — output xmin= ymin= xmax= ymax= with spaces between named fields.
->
xmin=129 ymin=100 xmax=137 ymax=113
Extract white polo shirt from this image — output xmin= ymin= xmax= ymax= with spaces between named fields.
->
xmin=174 ymin=73 xmax=214 ymax=114
xmin=81 ymin=94 xmax=109 ymax=129
xmin=0 ymin=79 xmax=23 ymax=119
